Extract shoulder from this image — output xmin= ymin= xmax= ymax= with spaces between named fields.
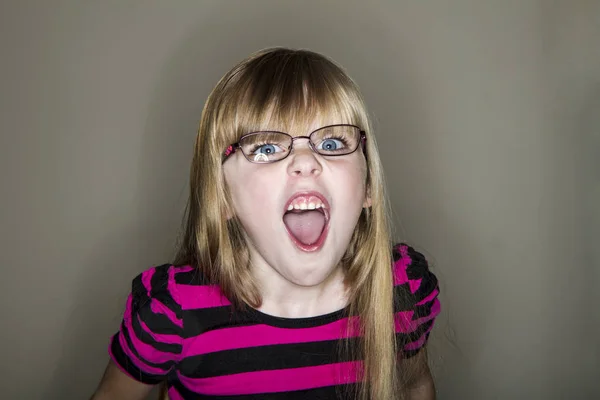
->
xmin=392 ymin=242 xmax=438 ymax=298
xmin=130 ymin=264 xmax=190 ymax=305
xmin=391 ymin=243 xmax=441 ymax=356
xmin=131 ymin=263 xmax=231 ymax=315
xmin=109 ymin=264 xmax=194 ymax=382
xmin=130 ymin=264 xmax=224 ymax=312
xmin=126 ymin=264 xmax=191 ymax=330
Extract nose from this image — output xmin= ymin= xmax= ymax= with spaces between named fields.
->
xmin=286 ymin=137 xmax=322 ymax=177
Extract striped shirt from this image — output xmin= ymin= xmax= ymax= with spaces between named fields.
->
xmin=109 ymin=243 xmax=440 ymax=399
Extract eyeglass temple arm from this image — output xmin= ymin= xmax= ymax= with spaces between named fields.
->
xmin=223 ymin=143 xmax=239 ymax=161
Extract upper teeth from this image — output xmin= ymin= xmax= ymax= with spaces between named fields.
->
xmin=287 ymin=196 xmax=325 ymax=211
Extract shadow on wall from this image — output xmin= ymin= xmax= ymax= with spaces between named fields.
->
xmin=580 ymin=87 xmax=600 ymax=284
xmin=580 ymin=87 xmax=600 ymax=383
xmin=366 ymin=37 xmax=473 ymax=397
xmin=44 ymin=3 xmax=464 ymax=398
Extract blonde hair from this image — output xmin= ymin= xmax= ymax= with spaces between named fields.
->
xmin=175 ymin=48 xmax=399 ymax=399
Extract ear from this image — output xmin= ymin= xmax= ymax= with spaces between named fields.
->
xmin=363 ymin=186 xmax=372 ymax=208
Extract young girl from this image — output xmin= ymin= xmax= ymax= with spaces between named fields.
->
xmin=91 ymin=48 xmax=440 ymax=400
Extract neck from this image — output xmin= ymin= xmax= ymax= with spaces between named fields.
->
xmin=251 ymin=261 xmax=349 ymax=319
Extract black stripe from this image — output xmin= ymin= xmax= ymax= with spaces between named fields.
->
xmin=412 ymin=273 xmax=438 ymax=304
xmin=131 ymin=273 xmax=150 ymax=309
xmin=181 ymin=306 xmax=252 ymax=338
xmin=120 ymin=320 xmax=175 ymax=371
xmin=171 ymin=380 xmax=359 ymax=399
xmin=179 ymin=337 xmax=360 ymax=378
xmin=412 ymin=300 xmax=434 ymax=320
xmin=174 ymin=267 xmax=211 ymax=285
xmin=131 ymin=309 xmax=182 ymax=354
xmin=393 ymin=283 xmax=415 ymax=312
xmin=110 ymin=333 xmax=165 ymax=384
xmin=136 ymin=297 xmax=183 ymax=336
xmin=404 ymin=246 xmax=429 ymax=279
xmin=150 ymin=264 xmax=173 ymax=294
xmin=182 ymin=303 xmax=350 ymax=337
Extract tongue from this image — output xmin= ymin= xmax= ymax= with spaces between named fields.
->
xmin=283 ymin=210 xmax=326 ymax=245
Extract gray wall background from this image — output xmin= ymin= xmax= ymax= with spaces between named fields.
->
xmin=1 ymin=1 xmax=598 ymax=399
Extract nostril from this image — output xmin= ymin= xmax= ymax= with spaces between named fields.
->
xmin=287 ymin=149 xmax=323 ymax=177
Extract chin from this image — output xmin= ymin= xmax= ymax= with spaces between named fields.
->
xmin=282 ymin=262 xmax=340 ymax=288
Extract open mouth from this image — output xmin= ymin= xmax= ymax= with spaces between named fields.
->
xmin=282 ymin=192 xmax=330 ymax=252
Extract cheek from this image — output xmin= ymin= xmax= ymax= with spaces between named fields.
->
xmin=338 ymin=159 xmax=368 ymax=198
xmin=228 ymin=170 xmax=277 ymax=216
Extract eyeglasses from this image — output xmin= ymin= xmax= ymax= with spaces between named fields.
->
xmin=222 ymin=124 xmax=366 ymax=164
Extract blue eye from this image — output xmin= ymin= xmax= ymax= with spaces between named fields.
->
xmin=318 ymin=138 xmax=344 ymax=152
xmin=254 ymin=144 xmax=277 ymax=155
xmin=241 ymin=132 xmax=291 ymax=163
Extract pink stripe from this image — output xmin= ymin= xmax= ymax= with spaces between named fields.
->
xmin=404 ymin=322 xmax=435 ymax=351
xmin=178 ymin=361 xmax=363 ymax=395
xmin=123 ymin=296 xmax=179 ymax=366
xmin=141 ymin=268 xmax=155 ymax=294
xmin=184 ymin=316 xmax=360 ymax=357
xmin=173 ymin=265 xmax=194 ymax=274
xmin=394 ymin=299 xmax=441 ymax=334
xmin=395 ymin=310 xmax=417 ymax=334
xmin=408 ymin=278 xmax=422 ymax=294
xmin=150 ymin=298 xmax=183 ymax=328
xmin=416 ymin=287 xmax=439 ymax=306
xmin=167 ymin=387 xmax=185 ymax=400
xmin=177 ymin=284 xmax=231 ymax=310
xmin=393 ymin=245 xmax=410 ymax=285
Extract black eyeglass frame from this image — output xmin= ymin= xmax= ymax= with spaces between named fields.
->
xmin=222 ymin=124 xmax=367 ymax=164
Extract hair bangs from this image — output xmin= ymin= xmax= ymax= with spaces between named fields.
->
xmin=215 ymin=49 xmax=368 ymax=150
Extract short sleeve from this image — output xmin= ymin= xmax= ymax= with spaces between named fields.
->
xmin=392 ymin=243 xmax=441 ymax=358
xmin=109 ymin=264 xmax=183 ymax=384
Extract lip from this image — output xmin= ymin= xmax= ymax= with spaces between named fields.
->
xmin=283 ymin=190 xmax=331 ymax=252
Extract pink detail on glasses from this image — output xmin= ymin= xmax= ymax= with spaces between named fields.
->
xmin=224 ymin=145 xmax=234 ymax=157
